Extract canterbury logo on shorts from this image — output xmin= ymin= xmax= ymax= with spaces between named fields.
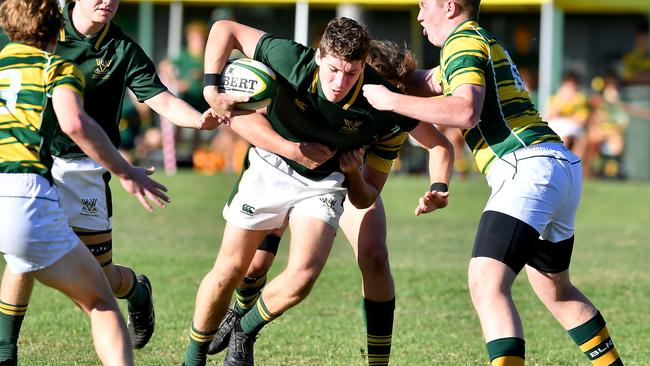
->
xmin=240 ymin=204 xmax=256 ymax=216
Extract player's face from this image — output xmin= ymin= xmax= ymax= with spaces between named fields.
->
xmin=417 ymin=0 xmax=447 ymax=47
xmin=316 ymin=51 xmax=364 ymax=103
xmin=76 ymin=0 xmax=119 ymax=24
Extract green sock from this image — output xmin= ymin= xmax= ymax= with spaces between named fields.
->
xmin=234 ymin=275 xmax=266 ymax=316
xmin=183 ymin=324 xmax=216 ymax=366
xmin=123 ymin=271 xmax=148 ymax=307
xmin=0 ymin=301 xmax=27 ymax=362
xmin=363 ymin=298 xmax=395 ymax=366
xmin=240 ymin=297 xmax=280 ymax=335
xmin=568 ymin=311 xmax=623 ymax=366
xmin=486 ymin=337 xmax=525 ymax=366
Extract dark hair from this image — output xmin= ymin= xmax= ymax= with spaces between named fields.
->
xmin=367 ymin=40 xmax=416 ymax=92
xmin=319 ymin=17 xmax=371 ymax=62
xmin=0 ymin=0 xmax=63 ymax=50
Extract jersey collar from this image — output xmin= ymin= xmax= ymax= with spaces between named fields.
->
xmin=60 ymin=1 xmax=111 ymax=50
xmin=309 ymin=66 xmax=365 ymax=111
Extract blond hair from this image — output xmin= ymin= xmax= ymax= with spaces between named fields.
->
xmin=366 ymin=40 xmax=416 ymax=92
xmin=0 ymin=0 xmax=63 ymax=50
xmin=319 ymin=17 xmax=370 ymax=62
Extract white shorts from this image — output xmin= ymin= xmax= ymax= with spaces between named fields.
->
xmin=0 ymin=174 xmax=79 ymax=273
xmin=224 ymin=147 xmax=347 ymax=230
xmin=484 ymin=142 xmax=582 ymax=242
xmin=52 ymin=156 xmax=111 ymax=230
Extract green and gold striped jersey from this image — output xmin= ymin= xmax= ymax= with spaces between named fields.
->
xmin=0 ymin=42 xmax=85 ymax=177
xmin=438 ymin=20 xmax=561 ymax=174
xmin=48 ymin=1 xmax=167 ymax=158
xmin=254 ymin=34 xmax=418 ymax=179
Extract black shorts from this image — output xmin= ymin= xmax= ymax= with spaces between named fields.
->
xmin=472 ymin=211 xmax=574 ymax=274
xmin=257 ymin=234 xmax=281 ymax=255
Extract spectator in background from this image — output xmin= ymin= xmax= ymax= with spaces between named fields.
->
xmin=546 ymin=71 xmax=590 ymax=158
xmin=586 ymin=72 xmax=628 ymax=179
xmin=621 ymin=20 xmax=650 ymax=85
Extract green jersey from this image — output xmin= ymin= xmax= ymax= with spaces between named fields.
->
xmin=438 ymin=20 xmax=561 ymax=174
xmin=254 ymin=34 xmax=418 ymax=179
xmin=0 ymin=42 xmax=85 ymax=178
xmin=49 ymin=1 xmax=167 ymax=158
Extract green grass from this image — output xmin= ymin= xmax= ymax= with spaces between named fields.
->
xmin=5 ymin=171 xmax=649 ymax=365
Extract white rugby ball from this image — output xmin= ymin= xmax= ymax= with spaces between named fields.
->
xmin=218 ymin=58 xmax=277 ymax=111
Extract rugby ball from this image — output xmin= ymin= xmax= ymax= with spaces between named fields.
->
xmin=218 ymin=58 xmax=277 ymax=111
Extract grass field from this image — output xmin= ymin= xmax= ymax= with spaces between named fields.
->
xmin=5 ymin=171 xmax=649 ymax=365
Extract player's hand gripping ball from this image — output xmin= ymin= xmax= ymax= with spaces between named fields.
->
xmin=218 ymin=58 xmax=278 ymax=111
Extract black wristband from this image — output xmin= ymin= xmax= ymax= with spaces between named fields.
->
xmin=203 ymin=73 xmax=222 ymax=87
xmin=429 ymin=182 xmax=448 ymax=192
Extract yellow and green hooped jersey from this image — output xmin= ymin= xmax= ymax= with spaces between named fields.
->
xmin=439 ymin=20 xmax=561 ymax=174
xmin=0 ymin=43 xmax=85 ymax=177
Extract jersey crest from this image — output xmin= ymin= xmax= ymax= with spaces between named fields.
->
xmin=93 ymin=58 xmax=113 ymax=79
xmin=339 ymin=118 xmax=364 ymax=134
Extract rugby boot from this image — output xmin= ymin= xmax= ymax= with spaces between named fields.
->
xmin=127 ymin=274 xmax=155 ymax=348
xmin=208 ymin=305 xmax=242 ymax=355
xmin=223 ymin=322 xmax=257 ymax=366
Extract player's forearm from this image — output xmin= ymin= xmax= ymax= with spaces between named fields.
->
xmin=63 ymin=114 xmax=132 ymax=177
xmin=344 ymin=170 xmax=379 ymax=209
xmin=392 ymin=93 xmax=477 ymax=129
xmin=229 ymin=112 xmax=297 ymax=158
xmin=427 ymin=142 xmax=453 ymax=186
xmin=145 ymin=91 xmax=202 ymax=128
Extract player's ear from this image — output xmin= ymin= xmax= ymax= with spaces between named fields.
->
xmin=315 ymin=49 xmax=322 ymax=66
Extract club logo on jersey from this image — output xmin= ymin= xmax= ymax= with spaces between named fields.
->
xmin=93 ymin=58 xmax=113 ymax=80
xmin=320 ymin=197 xmax=337 ymax=209
xmin=339 ymin=119 xmax=364 ymax=135
xmin=81 ymin=198 xmax=98 ymax=216
xmin=240 ymin=204 xmax=256 ymax=216
xmin=294 ymin=98 xmax=307 ymax=112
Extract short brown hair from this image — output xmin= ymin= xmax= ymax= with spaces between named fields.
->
xmin=0 ymin=0 xmax=63 ymax=50
xmin=438 ymin=0 xmax=481 ymax=21
xmin=367 ymin=40 xmax=416 ymax=92
xmin=319 ymin=17 xmax=370 ymax=62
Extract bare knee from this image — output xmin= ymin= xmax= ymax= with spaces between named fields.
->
xmin=283 ymin=268 xmax=320 ymax=306
xmin=529 ymin=270 xmax=574 ymax=302
xmin=357 ymin=241 xmax=390 ymax=276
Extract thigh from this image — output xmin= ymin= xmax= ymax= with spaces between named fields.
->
xmin=286 ymin=215 xmax=337 ymax=274
xmin=340 ymin=197 xmax=387 ymax=259
xmin=34 ymin=244 xmax=116 ymax=311
xmin=52 ymin=157 xmax=111 ymax=231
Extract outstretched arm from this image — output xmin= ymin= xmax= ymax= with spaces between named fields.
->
xmin=144 ymin=91 xmax=222 ymax=130
xmin=52 ymin=87 xmax=169 ymax=212
xmin=363 ymin=83 xmax=485 ymax=129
